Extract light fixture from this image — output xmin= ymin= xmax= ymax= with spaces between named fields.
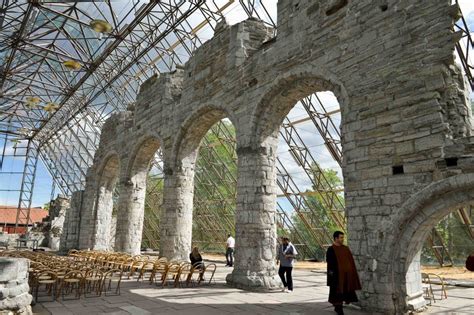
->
xmin=18 ymin=127 xmax=29 ymax=135
xmin=44 ymin=102 xmax=59 ymax=113
xmin=63 ymin=60 xmax=81 ymax=75
xmin=25 ymin=96 xmax=40 ymax=109
xmin=90 ymin=19 xmax=112 ymax=40
xmin=10 ymin=138 xmax=20 ymax=147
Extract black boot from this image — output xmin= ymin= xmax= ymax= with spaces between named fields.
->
xmin=334 ymin=305 xmax=344 ymax=315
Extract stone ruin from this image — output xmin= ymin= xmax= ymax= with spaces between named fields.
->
xmin=58 ymin=1 xmax=474 ymax=313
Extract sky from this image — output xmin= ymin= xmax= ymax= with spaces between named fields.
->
xmin=0 ymin=1 xmax=473 ymax=208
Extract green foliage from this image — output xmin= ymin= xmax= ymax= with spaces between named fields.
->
xmin=141 ymin=120 xmax=238 ymax=252
xmin=421 ymin=211 xmax=474 ymax=266
xmin=289 ymin=163 xmax=345 ymax=261
xmin=192 ymin=121 xmax=237 ymax=252
xmin=43 ymin=202 xmax=50 ymax=212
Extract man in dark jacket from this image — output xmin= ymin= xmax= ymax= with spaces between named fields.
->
xmin=326 ymin=231 xmax=361 ymax=315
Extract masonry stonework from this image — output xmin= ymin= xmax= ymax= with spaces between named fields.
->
xmin=62 ymin=1 xmax=474 ymax=313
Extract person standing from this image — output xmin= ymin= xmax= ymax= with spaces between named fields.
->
xmin=277 ymin=237 xmax=297 ymax=293
xmin=225 ymin=234 xmax=235 ymax=267
xmin=326 ymin=231 xmax=362 ymax=315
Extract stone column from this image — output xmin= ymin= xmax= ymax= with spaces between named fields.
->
xmin=0 ymin=258 xmax=32 ymax=314
xmin=159 ymin=159 xmax=194 ymax=261
xmin=92 ymin=185 xmax=115 ymax=251
xmin=226 ymin=141 xmax=281 ymax=290
xmin=114 ymin=176 xmax=146 ymax=255
xmin=60 ymin=190 xmax=83 ymax=253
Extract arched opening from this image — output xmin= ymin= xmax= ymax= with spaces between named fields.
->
xmin=252 ymin=75 xmax=347 ymax=260
xmin=169 ymin=106 xmax=237 ymax=260
xmin=191 ymin=119 xmax=237 ymax=253
xmin=275 ymin=91 xmax=345 ymax=261
xmin=225 ymin=74 xmax=348 ymax=290
xmin=93 ymin=154 xmax=120 ymax=251
xmin=389 ymin=174 xmax=474 ymax=312
xmin=115 ymin=137 xmax=160 ymax=254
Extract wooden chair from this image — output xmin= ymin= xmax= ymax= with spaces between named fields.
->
xmin=32 ymin=270 xmax=58 ymax=302
xmin=202 ymin=263 xmax=217 ymax=285
xmin=137 ymin=260 xmax=155 ymax=282
xmin=102 ymin=269 xmax=123 ymax=296
xmin=188 ymin=262 xmax=205 ymax=286
xmin=150 ymin=260 xmax=168 ymax=284
xmin=175 ymin=263 xmax=192 ymax=287
xmin=128 ymin=260 xmax=146 ymax=279
xmin=161 ymin=263 xmax=180 ymax=287
xmin=58 ymin=270 xmax=84 ymax=300
xmin=422 ymin=273 xmax=448 ymax=302
xmin=84 ymin=269 xmax=104 ymax=297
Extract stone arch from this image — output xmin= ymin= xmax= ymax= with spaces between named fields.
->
xmin=159 ymin=105 xmax=238 ymax=260
xmin=227 ymin=71 xmax=348 ymax=290
xmin=174 ymin=105 xmax=238 ymax=165
xmin=92 ymin=152 xmax=120 ymax=251
xmin=385 ymin=173 xmax=474 ymax=312
xmin=251 ymin=68 xmax=348 ymax=147
xmin=114 ymin=135 xmax=161 ymax=254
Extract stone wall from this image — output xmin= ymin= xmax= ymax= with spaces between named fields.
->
xmin=0 ymin=233 xmax=45 ymax=250
xmin=46 ymin=196 xmax=69 ymax=251
xmin=0 ymin=258 xmax=32 ymax=314
xmin=61 ymin=1 xmax=474 ymax=313
xmin=59 ymin=191 xmax=83 ymax=253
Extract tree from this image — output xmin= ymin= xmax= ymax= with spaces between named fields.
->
xmin=290 ymin=163 xmax=345 ymax=260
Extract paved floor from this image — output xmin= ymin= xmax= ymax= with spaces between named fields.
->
xmin=32 ymin=263 xmax=474 ymax=315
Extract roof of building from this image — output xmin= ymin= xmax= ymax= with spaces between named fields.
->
xmin=0 ymin=206 xmax=48 ymax=225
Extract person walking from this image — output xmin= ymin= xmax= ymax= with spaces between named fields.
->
xmin=225 ymin=234 xmax=235 ymax=267
xmin=326 ymin=231 xmax=362 ymax=315
xmin=277 ymin=237 xmax=297 ymax=293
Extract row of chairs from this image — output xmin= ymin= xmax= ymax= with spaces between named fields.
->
xmin=69 ymin=249 xmax=217 ymax=287
xmin=31 ymin=268 xmax=122 ymax=302
xmin=0 ymin=249 xmax=218 ymax=302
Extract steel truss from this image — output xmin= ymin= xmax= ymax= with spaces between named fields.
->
xmin=454 ymin=0 xmax=474 ymax=90
xmin=14 ymin=139 xmax=38 ymax=233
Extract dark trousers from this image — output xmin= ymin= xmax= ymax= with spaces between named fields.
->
xmin=226 ymin=248 xmax=234 ymax=266
xmin=278 ymin=266 xmax=293 ymax=290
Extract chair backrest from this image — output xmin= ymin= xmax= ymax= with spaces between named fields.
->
xmin=421 ymin=273 xmax=430 ymax=283
xmin=167 ymin=263 xmax=181 ymax=274
xmin=64 ymin=270 xmax=84 ymax=281
xmin=179 ymin=263 xmax=192 ymax=275
xmin=86 ymin=269 xmax=104 ymax=279
xmin=104 ymin=269 xmax=123 ymax=281
xmin=37 ymin=270 xmax=58 ymax=282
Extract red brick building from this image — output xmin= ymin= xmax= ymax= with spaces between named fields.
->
xmin=0 ymin=206 xmax=48 ymax=234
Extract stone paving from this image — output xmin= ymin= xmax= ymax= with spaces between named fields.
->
xmin=32 ymin=263 xmax=474 ymax=315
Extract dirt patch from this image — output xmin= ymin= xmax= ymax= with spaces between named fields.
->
xmin=421 ymin=265 xmax=474 ymax=281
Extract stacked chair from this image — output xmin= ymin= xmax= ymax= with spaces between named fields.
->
xmin=0 ymin=248 xmax=218 ymax=302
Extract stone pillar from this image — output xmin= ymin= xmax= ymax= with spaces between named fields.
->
xmin=226 ymin=142 xmax=281 ymax=290
xmin=60 ymin=190 xmax=83 ymax=253
xmin=0 ymin=258 xmax=32 ymax=314
xmin=114 ymin=177 xmax=146 ymax=255
xmin=47 ymin=195 xmax=70 ymax=251
xmin=159 ymin=160 xmax=194 ymax=261
xmin=92 ymin=185 xmax=115 ymax=251
xmin=78 ymin=182 xmax=99 ymax=250
xmin=406 ymin=251 xmax=425 ymax=311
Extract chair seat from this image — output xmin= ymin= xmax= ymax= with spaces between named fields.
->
xmin=38 ymin=276 xmax=53 ymax=280
xmin=39 ymin=280 xmax=56 ymax=284
xmin=64 ymin=279 xmax=81 ymax=283
xmin=86 ymin=276 xmax=102 ymax=281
